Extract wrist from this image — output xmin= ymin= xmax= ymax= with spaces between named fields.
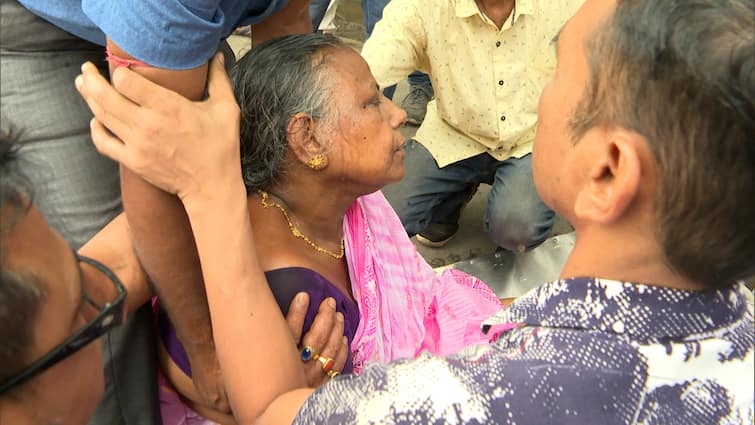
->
xmin=182 ymin=173 xmax=247 ymax=216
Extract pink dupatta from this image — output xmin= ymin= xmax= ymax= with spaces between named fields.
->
xmin=344 ymin=191 xmax=505 ymax=373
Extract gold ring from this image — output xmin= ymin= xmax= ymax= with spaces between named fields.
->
xmin=316 ymin=355 xmax=335 ymax=373
xmin=327 ymin=370 xmax=340 ymax=379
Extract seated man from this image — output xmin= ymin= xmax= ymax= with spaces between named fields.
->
xmin=78 ymin=0 xmax=755 ymax=422
xmin=364 ymin=0 xmax=583 ymax=250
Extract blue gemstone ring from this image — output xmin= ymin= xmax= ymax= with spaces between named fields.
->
xmin=300 ymin=345 xmax=317 ymax=362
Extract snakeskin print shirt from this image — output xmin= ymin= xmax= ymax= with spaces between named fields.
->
xmin=294 ymin=277 xmax=754 ymax=424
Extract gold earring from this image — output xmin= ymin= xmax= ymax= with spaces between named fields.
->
xmin=307 ymin=154 xmax=328 ymax=170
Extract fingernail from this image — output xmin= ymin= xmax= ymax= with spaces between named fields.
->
xmin=80 ymin=62 xmax=89 ymax=73
xmin=295 ymin=292 xmax=308 ymax=305
xmin=75 ymin=74 xmax=83 ymax=89
xmin=336 ymin=312 xmax=344 ymax=322
xmin=327 ymin=297 xmax=336 ymax=308
xmin=218 ymin=53 xmax=225 ymax=66
xmin=89 ymin=118 xmax=95 ymax=129
xmin=342 ymin=336 xmax=348 ymax=346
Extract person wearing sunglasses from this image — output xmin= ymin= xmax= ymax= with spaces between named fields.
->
xmin=0 ymin=139 xmax=149 ymax=423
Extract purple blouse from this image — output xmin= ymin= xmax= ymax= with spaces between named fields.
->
xmin=158 ymin=267 xmax=360 ymax=375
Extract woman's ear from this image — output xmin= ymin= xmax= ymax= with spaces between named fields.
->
xmin=287 ymin=112 xmax=328 ymax=169
xmin=574 ymin=129 xmax=644 ymax=225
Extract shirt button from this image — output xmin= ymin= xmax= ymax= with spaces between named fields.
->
xmin=500 ymin=115 xmax=506 ymax=122
xmin=495 ymin=41 xmax=501 ymax=47
xmin=498 ymin=80 xmax=504 ymax=86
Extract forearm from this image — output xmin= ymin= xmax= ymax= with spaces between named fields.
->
xmin=78 ymin=213 xmax=151 ymax=316
xmin=183 ymin=179 xmax=307 ymax=422
xmin=251 ymin=0 xmax=312 ymax=47
xmin=107 ymin=39 xmax=215 ymax=350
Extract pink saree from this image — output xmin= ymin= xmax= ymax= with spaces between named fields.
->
xmin=344 ymin=191 xmax=504 ymax=372
xmin=159 ymin=191 xmax=505 ymax=424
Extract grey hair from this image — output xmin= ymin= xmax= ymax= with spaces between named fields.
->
xmin=569 ymin=0 xmax=755 ymax=289
xmin=230 ymin=33 xmax=349 ymax=192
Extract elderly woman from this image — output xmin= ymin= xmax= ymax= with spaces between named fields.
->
xmin=82 ymin=34 xmax=505 ymax=424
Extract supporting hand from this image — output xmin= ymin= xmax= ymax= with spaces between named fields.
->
xmin=75 ymin=53 xmax=242 ymax=203
xmin=285 ymin=293 xmax=349 ymax=387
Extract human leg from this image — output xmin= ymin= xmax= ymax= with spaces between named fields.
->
xmin=310 ymin=0 xmax=331 ymax=30
xmin=385 ymin=139 xmax=481 ymax=239
xmin=485 ymin=154 xmax=555 ymax=252
xmin=401 ymin=71 xmax=434 ymax=125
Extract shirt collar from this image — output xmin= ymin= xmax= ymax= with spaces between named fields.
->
xmin=455 ymin=0 xmax=537 ymax=20
xmin=483 ymin=277 xmax=751 ymax=343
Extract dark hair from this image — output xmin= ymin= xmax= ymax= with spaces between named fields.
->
xmin=231 ymin=33 xmax=349 ymax=192
xmin=570 ymin=0 xmax=755 ymax=289
xmin=0 ymin=132 xmax=44 ymax=391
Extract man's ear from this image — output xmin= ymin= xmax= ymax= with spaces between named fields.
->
xmin=574 ymin=129 xmax=643 ymax=224
xmin=287 ymin=112 xmax=326 ymax=166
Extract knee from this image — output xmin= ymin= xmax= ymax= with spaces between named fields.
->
xmin=485 ymin=201 xmax=555 ymax=252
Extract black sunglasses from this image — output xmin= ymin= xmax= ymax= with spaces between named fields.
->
xmin=0 ymin=254 xmax=126 ymax=393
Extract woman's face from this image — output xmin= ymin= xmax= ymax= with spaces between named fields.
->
xmin=0 ymin=205 xmax=105 ymax=424
xmin=318 ymin=48 xmax=408 ymax=193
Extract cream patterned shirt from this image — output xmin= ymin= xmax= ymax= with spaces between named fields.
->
xmin=362 ymin=0 xmax=584 ymax=167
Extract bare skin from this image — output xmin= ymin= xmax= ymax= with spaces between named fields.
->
xmin=101 ymin=3 xmax=317 ymax=413
xmin=476 ymin=0 xmax=517 ymax=29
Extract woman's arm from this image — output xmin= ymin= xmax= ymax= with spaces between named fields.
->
xmin=77 ymin=213 xmax=151 ymax=316
xmin=76 ymin=55 xmax=310 ymax=422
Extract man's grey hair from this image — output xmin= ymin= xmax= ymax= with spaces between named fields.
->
xmin=230 ymin=33 xmax=348 ymax=192
xmin=569 ymin=0 xmax=754 ymax=289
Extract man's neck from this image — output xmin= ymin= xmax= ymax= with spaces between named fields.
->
xmin=476 ymin=0 xmax=516 ymax=29
xmin=561 ymin=226 xmax=705 ymax=291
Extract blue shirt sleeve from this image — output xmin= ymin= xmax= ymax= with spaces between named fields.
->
xmin=82 ymin=0 xmax=225 ymax=69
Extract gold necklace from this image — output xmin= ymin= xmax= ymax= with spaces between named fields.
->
xmin=258 ymin=190 xmax=345 ymax=259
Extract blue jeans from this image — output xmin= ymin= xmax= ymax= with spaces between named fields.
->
xmin=362 ymin=0 xmax=431 ymax=99
xmin=310 ymin=0 xmax=330 ymax=30
xmin=389 ymin=140 xmax=555 ymax=251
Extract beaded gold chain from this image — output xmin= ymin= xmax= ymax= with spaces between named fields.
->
xmin=257 ymin=190 xmax=345 ymax=259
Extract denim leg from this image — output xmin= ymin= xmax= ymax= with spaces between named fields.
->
xmin=407 ymin=71 xmax=433 ymax=92
xmin=362 ymin=0 xmax=390 ymax=38
xmin=485 ymin=154 xmax=555 ymax=251
xmin=310 ymin=0 xmax=331 ymax=30
xmin=384 ymin=140 xmax=480 ymax=236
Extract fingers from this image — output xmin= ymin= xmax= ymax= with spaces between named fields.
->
xmin=89 ymin=118 xmax=128 ymax=164
xmin=300 ymin=297 xmax=336 ymax=354
xmin=76 ymin=62 xmax=137 ymax=139
xmin=321 ymin=311 xmax=345 ymax=362
xmin=206 ymin=53 xmax=236 ymax=102
xmin=285 ymin=292 xmax=310 ymax=343
xmin=109 ymin=63 xmax=176 ymax=108
xmin=330 ymin=334 xmax=349 ymax=377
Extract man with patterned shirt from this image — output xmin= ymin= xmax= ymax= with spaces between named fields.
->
xmin=290 ymin=0 xmax=755 ymax=422
xmin=76 ymin=0 xmax=755 ymax=422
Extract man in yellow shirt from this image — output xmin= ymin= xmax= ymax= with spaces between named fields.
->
xmin=363 ymin=0 xmax=583 ymax=250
